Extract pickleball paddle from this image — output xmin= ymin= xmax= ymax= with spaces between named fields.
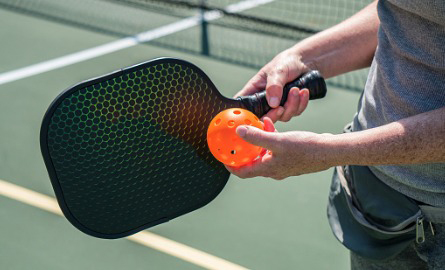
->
xmin=40 ymin=57 xmax=326 ymax=238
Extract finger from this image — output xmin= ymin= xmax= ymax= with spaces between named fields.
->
xmin=280 ymin=87 xmax=300 ymax=122
xmin=226 ymin=165 xmax=260 ymax=179
xmin=262 ymin=107 xmax=285 ymax=123
xmin=296 ymin=88 xmax=310 ymax=116
xmin=224 ymin=158 xmax=261 ymax=178
xmin=262 ymin=117 xmax=276 ymax=132
xmin=234 ymin=73 xmax=267 ymax=98
xmin=225 ymin=152 xmax=272 ymax=178
xmin=236 ymin=125 xmax=280 ymax=151
xmin=259 ymin=117 xmax=275 ymax=156
xmin=259 ymin=147 xmax=268 ymax=157
xmin=265 ymin=66 xmax=289 ymax=108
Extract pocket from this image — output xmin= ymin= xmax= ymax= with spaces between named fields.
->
xmin=347 ymin=165 xmax=422 ymax=232
xmin=327 ymin=166 xmax=419 ymax=260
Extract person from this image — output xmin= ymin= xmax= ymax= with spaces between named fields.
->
xmin=226 ymin=0 xmax=445 ymax=269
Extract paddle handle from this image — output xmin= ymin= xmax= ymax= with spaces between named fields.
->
xmin=237 ymin=70 xmax=327 ymax=117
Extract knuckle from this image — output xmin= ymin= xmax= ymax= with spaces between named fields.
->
xmin=282 ymin=108 xmax=300 ymax=120
xmin=275 ymin=66 xmax=286 ymax=75
xmin=247 ymin=127 xmax=260 ymax=138
xmin=267 ymin=83 xmax=282 ymax=92
xmin=280 ymin=116 xmax=291 ymax=122
xmin=265 ymin=112 xmax=277 ymax=122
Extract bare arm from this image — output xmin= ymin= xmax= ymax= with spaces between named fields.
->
xmin=329 ymin=107 xmax=445 ymax=166
xmin=296 ymin=0 xmax=379 ymax=78
xmin=226 ymin=1 xmax=444 ymax=180
xmin=226 ymin=107 xmax=445 ymax=180
xmin=236 ymin=1 xmax=379 ymax=122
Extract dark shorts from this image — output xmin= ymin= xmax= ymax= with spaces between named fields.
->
xmin=351 ymin=222 xmax=445 ymax=270
xmin=328 ymin=165 xmax=445 ymax=269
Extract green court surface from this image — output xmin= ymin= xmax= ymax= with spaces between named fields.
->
xmin=0 ymin=6 xmax=362 ymax=270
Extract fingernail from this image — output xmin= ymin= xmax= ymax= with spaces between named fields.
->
xmin=269 ymin=97 xmax=279 ymax=107
xmin=277 ymin=107 xmax=284 ymax=116
xmin=236 ymin=126 xmax=247 ymax=137
xmin=292 ymin=88 xmax=299 ymax=96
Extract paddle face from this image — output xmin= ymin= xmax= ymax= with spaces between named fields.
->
xmin=41 ymin=58 xmax=240 ymax=238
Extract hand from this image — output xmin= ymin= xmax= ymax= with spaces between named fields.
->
xmin=234 ymin=48 xmax=313 ymax=122
xmin=225 ymin=117 xmax=333 ymax=180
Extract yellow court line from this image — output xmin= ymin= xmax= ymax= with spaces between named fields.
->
xmin=0 ymin=179 xmax=248 ymax=270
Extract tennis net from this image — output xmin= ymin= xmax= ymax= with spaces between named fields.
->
xmin=0 ymin=0 xmax=372 ymax=91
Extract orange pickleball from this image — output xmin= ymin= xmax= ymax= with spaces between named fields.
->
xmin=207 ymin=108 xmax=264 ymax=167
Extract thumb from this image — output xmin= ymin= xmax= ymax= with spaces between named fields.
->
xmin=265 ymin=67 xmax=288 ymax=108
xmin=236 ymin=125 xmax=279 ymax=151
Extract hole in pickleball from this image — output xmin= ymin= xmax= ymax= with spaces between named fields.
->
xmin=215 ymin=118 xmax=221 ymax=126
xmin=233 ymin=110 xmax=241 ymax=115
xmin=228 ymin=120 xmax=235 ymax=127
xmin=231 ymin=150 xmax=236 ymax=154
xmin=245 ymin=119 xmax=251 ymax=125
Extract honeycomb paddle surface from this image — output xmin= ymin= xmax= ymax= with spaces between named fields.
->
xmin=40 ymin=58 xmax=326 ymax=238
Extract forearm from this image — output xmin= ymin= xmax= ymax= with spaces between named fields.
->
xmin=325 ymin=107 xmax=445 ymax=166
xmin=293 ymin=1 xmax=379 ymax=78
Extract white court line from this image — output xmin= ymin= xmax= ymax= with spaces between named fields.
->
xmin=0 ymin=179 xmax=248 ymax=270
xmin=0 ymin=0 xmax=274 ymax=86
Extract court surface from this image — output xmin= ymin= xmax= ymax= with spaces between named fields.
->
xmin=0 ymin=5 xmax=362 ymax=270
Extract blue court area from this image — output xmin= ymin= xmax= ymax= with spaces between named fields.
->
xmin=0 ymin=2 xmax=365 ymax=269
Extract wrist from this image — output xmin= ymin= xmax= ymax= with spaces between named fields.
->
xmin=291 ymin=43 xmax=324 ymax=76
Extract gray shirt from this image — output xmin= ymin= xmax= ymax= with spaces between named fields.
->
xmin=352 ymin=0 xmax=445 ymax=206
